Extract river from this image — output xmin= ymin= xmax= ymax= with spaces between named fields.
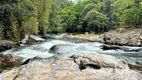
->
xmin=0 ymin=39 xmax=142 ymax=65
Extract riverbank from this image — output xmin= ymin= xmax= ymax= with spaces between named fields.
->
xmin=103 ymin=27 xmax=142 ymax=46
xmin=0 ymin=27 xmax=141 ymax=52
xmin=68 ymin=27 xmax=142 ymax=47
xmin=0 ymin=34 xmax=45 ymax=52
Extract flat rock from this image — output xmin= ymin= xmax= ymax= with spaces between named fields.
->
xmin=29 ymin=35 xmax=45 ymax=42
xmin=0 ymin=53 xmax=142 ymax=80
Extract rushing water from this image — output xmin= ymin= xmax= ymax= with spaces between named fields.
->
xmin=0 ymin=39 xmax=142 ymax=65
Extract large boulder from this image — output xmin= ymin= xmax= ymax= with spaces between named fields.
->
xmin=103 ymin=28 xmax=142 ymax=46
xmin=0 ymin=40 xmax=15 ymax=51
xmin=71 ymin=53 xmax=128 ymax=69
xmin=19 ymin=34 xmax=45 ymax=46
xmin=0 ymin=53 xmax=142 ymax=80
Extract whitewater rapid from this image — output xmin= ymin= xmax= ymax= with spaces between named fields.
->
xmin=0 ymin=39 xmax=142 ymax=64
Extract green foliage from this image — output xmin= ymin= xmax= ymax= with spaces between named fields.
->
xmin=51 ymin=0 xmax=119 ymax=33
xmin=84 ymin=9 xmax=109 ymax=32
xmin=0 ymin=0 xmax=142 ymax=40
xmin=48 ymin=0 xmax=74 ymax=33
xmin=81 ymin=3 xmax=96 ymax=17
xmin=0 ymin=0 xmax=52 ymax=40
xmin=54 ymin=0 xmax=142 ymax=33
xmin=58 ymin=5 xmax=81 ymax=32
xmin=115 ymin=0 xmax=142 ymax=26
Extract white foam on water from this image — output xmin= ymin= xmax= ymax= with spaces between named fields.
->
xmin=0 ymin=39 xmax=74 ymax=60
xmin=39 ymin=40 xmax=72 ymax=49
xmin=1 ymin=47 xmax=53 ymax=61
xmin=0 ymin=39 xmax=141 ymax=61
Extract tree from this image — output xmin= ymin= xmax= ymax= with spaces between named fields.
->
xmin=0 ymin=4 xmax=12 ymax=39
xmin=48 ymin=0 xmax=74 ymax=33
xmin=58 ymin=2 xmax=83 ymax=32
xmin=0 ymin=0 xmax=52 ymax=40
xmin=114 ymin=0 xmax=142 ymax=27
xmin=30 ymin=0 xmax=52 ymax=35
xmin=84 ymin=9 xmax=109 ymax=32
xmin=96 ymin=0 xmax=118 ymax=29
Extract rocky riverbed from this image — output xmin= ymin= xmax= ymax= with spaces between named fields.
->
xmin=0 ymin=28 xmax=142 ymax=80
xmin=1 ymin=53 xmax=142 ymax=80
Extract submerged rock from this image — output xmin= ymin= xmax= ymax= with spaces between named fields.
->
xmin=0 ymin=53 xmax=142 ymax=80
xmin=49 ymin=44 xmax=71 ymax=53
xmin=49 ymin=44 xmax=75 ymax=58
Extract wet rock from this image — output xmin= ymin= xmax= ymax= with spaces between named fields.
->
xmin=101 ymin=44 xmax=142 ymax=52
xmin=128 ymin=61 xmax=142 ymax=74
xmin=0 ymin=53 xmax=142 ymax=80
xmin=0 ymin=54 xmax=23 ymax=72
xmin=21 ymin=56 xmax=58 ymax=65
xmin=49 ymin=44 xmax=79 ymax=59
xmin=18 ymin=34 xmax=45 ymax=46
xmin=101 ymin=44 xmax=123 ymax=50
xmin=21 ymin=57 xmax=43 ymax=65
xmin=128 ymin=63 xmax=142 ymax=74
xmin=0 ymin=40 xmax=15 ymax=51
xmin=49 ymin=44 xmax=72 ymax=54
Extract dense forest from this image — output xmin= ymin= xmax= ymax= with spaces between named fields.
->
xmin=0 ymin=0 xmax=142 ymax=40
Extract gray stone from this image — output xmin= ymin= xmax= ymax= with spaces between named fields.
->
xmin=103 ymin=28 xmax=142 ymax=46
xmin=0 ymin=40 xmax=15 ymax=51
xmin=0 ymin=53 xmax=142 ymax=80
